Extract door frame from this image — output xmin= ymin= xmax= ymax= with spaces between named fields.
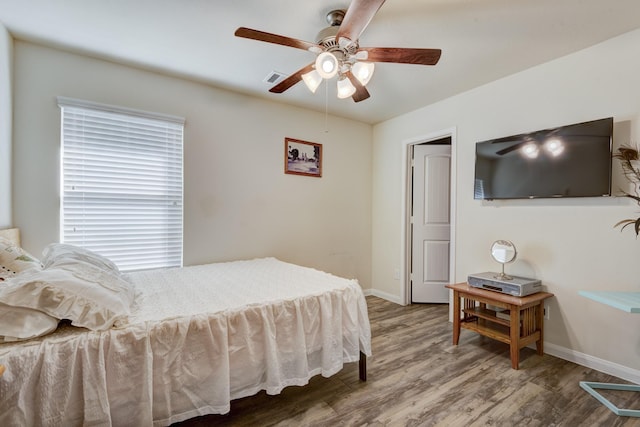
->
xmin=400 ymin=127 xmax=457 ymax=306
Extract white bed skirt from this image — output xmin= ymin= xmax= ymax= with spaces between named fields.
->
xmin=0 ymin=258 xmax=372 ymax=426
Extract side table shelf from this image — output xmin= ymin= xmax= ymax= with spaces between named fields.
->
xmin=461 ymin=310 xmax=511 ymax=343
xmin=446 ymin=282 xmax=554 ymax=369
xmin=463 ymin=307 xmax=511 ymax=326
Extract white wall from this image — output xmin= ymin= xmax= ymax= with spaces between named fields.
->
xmin=0 ymin=23 xmax=11 ymax=227
xmin=11 ymin=41 xmax=373 ymax=287
xmin=372 ymin=29 xmax=640 ymax=373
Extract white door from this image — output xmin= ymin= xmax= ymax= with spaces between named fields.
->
xmin=411 ymin=143 xmax=451 ymax=303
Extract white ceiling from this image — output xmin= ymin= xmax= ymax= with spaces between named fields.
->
xmin=1 ymin=0 xmax=640 ymax=124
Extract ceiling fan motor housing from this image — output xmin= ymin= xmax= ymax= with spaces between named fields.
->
xmin=316 ymin=10 xmax=357 ymax=56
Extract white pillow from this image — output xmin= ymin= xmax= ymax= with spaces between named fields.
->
xmin=0 ymin=237 xmax=42 ymax=280
xmin=0 ymin=302 xmax=59 ymax=342
xmin=42 ymin=243 xmax=120 ymax=274
xmin=0 ymin=263 xmax=134 ymax=331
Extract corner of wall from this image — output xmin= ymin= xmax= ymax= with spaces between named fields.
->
xmin=0 ymin=23 xmax=13 ymax=228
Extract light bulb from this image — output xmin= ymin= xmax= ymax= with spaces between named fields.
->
xmin=521 ymin=142 xmax=539 ymax=159
xmin=352 ymin=62 xmax=375 ymax=86
xmin=544 ymin=138 xmax=565 ymax=157
xmin=336 ymin=76 xmax=356 ymax=99
xmin=302 ymin=70 xmax=322 ymax=93
xmin=315 ymin=52 xmax=339 ymax=79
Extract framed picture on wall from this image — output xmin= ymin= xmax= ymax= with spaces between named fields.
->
xmin=284 ymin=137 xmax=322 ymax=177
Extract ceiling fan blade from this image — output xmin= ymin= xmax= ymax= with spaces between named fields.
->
xmin=359 ymin=47 xmax=442 ymax=65
xmin=345 ymin=71 xmax=370 ymax=103
xmin=269 ymin=63 xmax=316 ymax=94
xmin=235 ymin=27 xmax=322 ymax=53
xmin=336 ymin=0 xmax=386 ymax=46
xmin=495 ymin=142 xmax=525 ymax=156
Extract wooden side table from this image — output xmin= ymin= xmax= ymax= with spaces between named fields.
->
xmin=446 ymin=282 xmax=554 ymax=369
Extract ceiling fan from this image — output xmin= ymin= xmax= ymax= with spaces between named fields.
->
xmin=234 ymin=0 xmax=442 ymax=103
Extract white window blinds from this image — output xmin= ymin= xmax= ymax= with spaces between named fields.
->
xmin=58 ymin=97 xmax=184 ymax=272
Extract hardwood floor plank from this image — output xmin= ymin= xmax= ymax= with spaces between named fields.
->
xmin=175 ymin=296 xmax=640 ymax=426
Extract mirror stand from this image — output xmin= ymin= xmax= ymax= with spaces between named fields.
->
xmin=495 ymin=263 xmax=513 ymax=281
xmin=490 ymin=240 xmax=517 ymax=281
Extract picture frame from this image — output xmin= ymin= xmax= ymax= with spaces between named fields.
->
xmin=284 ymin=137 xmax=322 ymax=177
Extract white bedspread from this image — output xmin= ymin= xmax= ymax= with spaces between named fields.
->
xmin=0 ymin=258 xmax=372 ymax=426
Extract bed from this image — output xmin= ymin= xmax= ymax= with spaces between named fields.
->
xmin=0 ymin=229 xmax=372 ymax=426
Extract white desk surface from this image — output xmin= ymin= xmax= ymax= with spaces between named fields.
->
xmin=578 ymin=291 xmax=640 ymax=313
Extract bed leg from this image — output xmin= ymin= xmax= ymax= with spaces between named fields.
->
xmin=359 ymin=351 xmax=367 ymax=381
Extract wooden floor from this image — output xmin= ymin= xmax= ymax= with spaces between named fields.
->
xmin=175 ymin=296 xmax=640 ymax=426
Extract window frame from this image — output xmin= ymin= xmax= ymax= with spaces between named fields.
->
xmin=57 ymin=96 xmax=185 ymax=272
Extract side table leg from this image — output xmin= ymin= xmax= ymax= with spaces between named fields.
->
xmin=509 ymin=305 xmax=520 ymax=369
xmin=452 ymin=290 xmax=460 ymax=345
xmin=536 ymin=302 xmax=544 ymax=355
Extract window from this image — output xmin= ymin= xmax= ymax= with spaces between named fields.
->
xmin=58 ymin=97 xmax=184 ymax=271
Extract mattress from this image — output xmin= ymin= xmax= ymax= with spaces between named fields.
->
xmin=0 ymin=257 xmax=372 ymax=426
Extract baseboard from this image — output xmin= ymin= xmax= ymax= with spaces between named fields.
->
xmin=365 ymin=288 xmax=403 ymax=305
xmin=543 ymin=342 xmax=640 ymax=385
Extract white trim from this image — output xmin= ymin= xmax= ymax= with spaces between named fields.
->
xmin=367 ymin=288 xmax=404 ymax=305
xmin=400 ymin=127 xmax=458 ymax=306
xmin=56 ymin=96 xmax=185 ymax=125
xmin=543 ymin=342 xmax=640 ymax=385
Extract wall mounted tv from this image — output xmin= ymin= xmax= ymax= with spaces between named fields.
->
xmin=474 ymin=117 xmax=613 ymax=200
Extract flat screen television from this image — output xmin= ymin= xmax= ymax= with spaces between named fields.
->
xmin=474 ymin=117 xmax=613 ymax=200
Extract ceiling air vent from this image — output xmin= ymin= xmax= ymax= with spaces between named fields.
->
xmin=263 ymin=71 xmax=286 ymax=85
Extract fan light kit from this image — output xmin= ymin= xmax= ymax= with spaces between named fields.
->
xmin=315 ymin=52 xmax=339 ymax=79
xmin=235 ymin=0 xmax=442 ymax=103
xmin=337 ymin=75 xmax=356 ymax=98
xmin=301 ymin=70 xmax=323 ymax=93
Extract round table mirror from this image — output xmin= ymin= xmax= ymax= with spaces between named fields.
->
xmin=491 ymin=240 xmax=517 ymax=280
